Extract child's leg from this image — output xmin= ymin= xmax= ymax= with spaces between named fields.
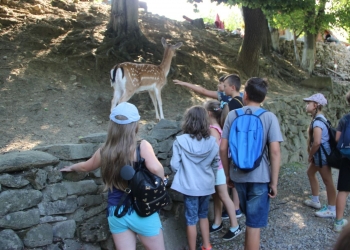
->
xmin=318 ymin=165 xmax=336 ymax=205
xmin=216 ymin=184 xmax=238 ymax=227
xmin=187 ymin=225 xmax=197 ymax=250
xmin=232 ymin=188 xmax=240 ymax=211
xmin=212 ymin=192 xmax=223 ymax=226
xmin=198 ymin=195 xmax=211 ymax=249
xmin=336 ymin=191 xmax=350 ymax=220
xmin=199 ymin=218 xmax=210 ymax=248
xmin=245 ymin=227 xmax=260 ymax=250
xmin=307 ymin=162 xmax=320 ymax=196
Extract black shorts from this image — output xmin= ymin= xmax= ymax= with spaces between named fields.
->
xmin=337 ymin=158 xmax=350 ymax=192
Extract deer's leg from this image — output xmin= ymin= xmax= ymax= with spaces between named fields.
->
xmin=148 ymin=90 xmax=160 ymax=120
xmin=154 ymin=87 xmax=164 ymax=120
xmin=111 ymin=88 xmax=122 ymax=112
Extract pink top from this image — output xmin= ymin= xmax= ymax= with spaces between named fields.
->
xmin=209 ymin=125 xmax=223 ymax=170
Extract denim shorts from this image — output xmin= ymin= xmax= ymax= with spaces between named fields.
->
xmin=107 ymin=206 xmax=162 ymax=237
xmin=215 ymin=168 xmax=226 ymax=186
xmin=313 ymin=143 xmax=331 ymax=167
xmin=183 ymin=195 xmax=210 ymax=226
xmin=234 ymin=182 xmax=270 ymax=228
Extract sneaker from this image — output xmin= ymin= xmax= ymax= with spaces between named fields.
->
xmin=221 ymin=210 xmax=229 ymax=220
xmin=334 ymin=219 xmax=348 ymax=232
xmin=236 ymin=209 xmax=242 ymax=218
xmin=209 ymin=223 xmax=223 ymax=234
xmin=304 ymin=198 xmax=322 ymax=209
xmin=315 ymin=205 xmax=336 ymax=218
xmin=198 ymin=244 xmax=212 ymax=250
xmin=222 ymin=225 xmax=243 ymax=241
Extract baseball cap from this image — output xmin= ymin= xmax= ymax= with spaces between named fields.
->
xmin=110 ymin=102 xmax=140 ymax=124
xmin=303 ymin=93 xmax=327 ymax=106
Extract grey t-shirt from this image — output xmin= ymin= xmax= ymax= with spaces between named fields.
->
xmin=312 ymin=114 xmax=330 ymax=144
xmin=222 ymin=106 xmax=284 ymax=183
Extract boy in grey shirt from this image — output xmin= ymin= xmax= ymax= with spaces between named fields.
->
xmin=220 ymin=77 xmax=283 ymax=250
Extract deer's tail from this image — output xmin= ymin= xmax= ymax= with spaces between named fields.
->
xmin=110 ymin=65 xmax=125 ymax=86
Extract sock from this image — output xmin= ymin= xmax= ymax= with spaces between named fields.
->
xmin=335 ymin=218 xmax=344 ymax=225
xmin=230 ymin=226 xmax=239 ymax=232
xmin=328 ymin=205 xmax=336 ymax=212
xmin=212 ymin=224 xmax=220 ymax=229
xmin=311 ymin=196 xmax=320 ymax=203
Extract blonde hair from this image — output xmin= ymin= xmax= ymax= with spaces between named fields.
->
xmin=204 ymin=100 xmax=228 ymax=128
xmin=306 ymin=103 xmax=323 ymax=152
xmin=100 ymin=115 xmax=139 ymax=191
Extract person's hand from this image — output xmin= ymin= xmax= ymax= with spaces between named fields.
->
xmin=226 ymin=176 xmax=234 ymax=188
xmin=308 ymin=155 xmax=313 ymax=163
xmin=60 ymin=165 xmax=74 ymax=172
xmin=173 ymin=79 xmax=184 ymax=85
xmin=268 ymin=184 xmax=277 ymax=198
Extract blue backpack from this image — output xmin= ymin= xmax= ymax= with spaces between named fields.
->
xmin=229 ymin=108 xmax=266 ymax=172
xmin=337 ymin=115 xmax=350 ymax=158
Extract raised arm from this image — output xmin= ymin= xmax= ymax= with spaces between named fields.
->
xmin=60 ymin=149 xmax=101 ymax=172
xmin=173 ymin=79 xmax=218 ymax=99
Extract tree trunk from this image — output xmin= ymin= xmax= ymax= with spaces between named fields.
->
xmin=301 ymin=31 xmax=316 ymax=74
xmin=270 ymin=28 xmax=280 ymax=53
xmin=261 ymin=17 xmax=271 ymax=56
xmin=109 ymin=0 xmax=140 ymax=37
xmin=236 ymin=7 xmax=266 ymax=77
xmin=293 ymin=31 xmax=300 ymax=65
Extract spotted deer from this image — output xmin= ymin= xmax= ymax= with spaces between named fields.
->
xmin=110 ymin=37 xmax=183 ymax=120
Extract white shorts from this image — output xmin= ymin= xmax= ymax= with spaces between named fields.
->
xmin=215 ymin=168 xmax=226 ymax=186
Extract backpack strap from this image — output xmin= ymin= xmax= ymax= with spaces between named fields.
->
xmin=235 ymin=108 xmax=244 ymax=116
xmin=253 ymin=108 xmax=266 ymax=117
xmin=233 ymin=97 xmax=243 ymax=107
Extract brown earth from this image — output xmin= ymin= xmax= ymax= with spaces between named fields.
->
xmin=0 ymin=0 xmax=312 ymax=153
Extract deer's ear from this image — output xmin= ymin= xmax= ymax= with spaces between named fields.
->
xmin=174 ymin=42 xmax=183 ymax=49
xmin=161 ymin=37 xmax=167 ymax=47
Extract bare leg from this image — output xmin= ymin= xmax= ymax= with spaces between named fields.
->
xmin=245 ymin=226 xmax=260 ymax=250
xmin=318 ymin=165 xmax=336 ymax=205
xmin=212 ymin=192 xmax=223 ymax=226
xmin=112 ymin=229 xmax=137 ymax=250
xmin=216 ymin=184 xmax=238 ymax=227
xmin=199 ymin=218 xmax=211 ymax=249
xmin=307 ymin=162 xmax=320 ymax=196
xmin=336 ymin=191 xmax=350 ymax=220
xmin=138 ymin=229 xmax=165 ymax=250
xmin=187 ymin=225 xmax=197 ymax=250
xmin=232 ymin=188 xmax=240 ymax=211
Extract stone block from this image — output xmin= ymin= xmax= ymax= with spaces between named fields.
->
xmin=40 ymin=215 xmax=67 ymax=223
xmin=34 ymin=143 xmax=96 ymax=160
xmin=45 ymin=166 xmax=63 ymax=183
xmin=0 ymin=173 xmax=29 ymax=188
xmin=78 ymin=133 xmax=107 ymax=143
xmin=299 ymin=76 xmax=333 ymax=91
xmin=0 ymin=190 xmax=42 ymax=216
xmin=158 ymin=139 xmax=174 ymax=153
xmin=19 ymin=223 xmax=53 ymax=248
xmin=77 ymin=214 xmax=109 ymax=242
xmin=78 ymin=194 xmax=103 ymax=207
xmin=42 ymin=183 xmax=68 ymax=201
xmin=63 ymin=180 xmax=98 ymax=196
xmin=0 ymin=208 xmax=40 ymax=230
xmin=0 ymin=151 xmax=59 ymax=173
xmin=53 ymin=220 xmax=76 ymax=239
xmin=25 ymin=168 xmax=48 ymax=190
xmin=0 ymin=229 xmax=23 ymax=250
xmin=38 ymin=195 xmax=78 ymax=215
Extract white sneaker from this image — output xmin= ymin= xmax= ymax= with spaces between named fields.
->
xmin=315 ymin=206 xmax=336 ymax=218
xmin=334 ymin=219 xmax=348 ymax=232
xmin=304 ymin=198 xmax=321 ymax=209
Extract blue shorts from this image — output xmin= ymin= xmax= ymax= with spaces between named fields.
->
xmin=183 ymin=195 xmax=210 ymax=226
xmin=107 ymin=206 xmax=162 ymax=237
xmin=234 ymin=183 xmax=270 ymax=228
xmin=215 ymin=168 xmax=226 ymax=186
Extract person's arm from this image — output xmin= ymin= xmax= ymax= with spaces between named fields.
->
xmin=60 ymin=149 xmax=102 ymax=172
xmin=336 ymin=131 xmax=341 ymax=142
xmin=140 ymin=140 xmax=164 ymax=180
xmin=308 ymin=127 xmax=322 ymax=163
xmin=210 ymin=127 xmax=220 ymax=145
xmin=220 ymin=138 xmax=233 ymax=187
xmin=268 ymin=142 xmax=281 ymax=198
xmin=170 ymin=140 xmax=182 ymax=173
xmin=173 ymin=79 xmax=218 ymax=99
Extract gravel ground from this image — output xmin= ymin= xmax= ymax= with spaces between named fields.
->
xmin=203 ymin=163 xmax=349 ymax=250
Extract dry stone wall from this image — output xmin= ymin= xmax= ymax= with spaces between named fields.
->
xmin=0 ymin=83 xmax=349 ymax=249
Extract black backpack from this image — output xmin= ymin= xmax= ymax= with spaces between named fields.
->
xmin=114 ymin=144 xmax=170 ymax=217
xmin=311 ymin=117 xmax=342 ymax=169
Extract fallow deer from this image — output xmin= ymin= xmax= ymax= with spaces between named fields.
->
xmin=110 ymin=37 xmax=183 ymax=120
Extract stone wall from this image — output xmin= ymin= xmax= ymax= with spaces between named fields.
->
xmin=0 ymin=84 xmax=349 ymax=249
xmin=279 ymin=39 xmax=350 ymax=78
